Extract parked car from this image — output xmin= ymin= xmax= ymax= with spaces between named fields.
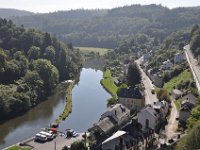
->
xmin=39 ymin=131 xmax=55 ymax=140
xmin=35 ymin=133 xmax=47 ymax=142
xmin=66 ymin=129 xmax=79 ymax=138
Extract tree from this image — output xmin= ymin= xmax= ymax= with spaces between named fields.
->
xmin=28 ymin=46 xmax=41 ymax=60
xmin=176 ymin=122 xmax=200 ymax=150
xmin=187 ymin=105 xmax=200 ymax=129
xmin=32 ymin=59 xmax=59 ymax=93
xmin=157 ymin=89 xmax=170 ymax=102
xmin=127 ymin=62 xmax=141 ymax=86
xmin=0 ymin=48 xmax=7 ymax=70
xmin=70 ymin=141 xmax=86 ymax=150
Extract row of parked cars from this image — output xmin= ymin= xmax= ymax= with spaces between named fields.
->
xmin=35 ymin=131 xmax=56 ymax=142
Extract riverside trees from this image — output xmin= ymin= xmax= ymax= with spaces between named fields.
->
xmin=0 ymin=18 xmax=81 ymax=121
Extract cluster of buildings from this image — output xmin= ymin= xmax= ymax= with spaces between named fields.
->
xmin=89 ymin=86 xmax=169 ymax=150
xmin=143 ymin=51 xmax=185 ymax=88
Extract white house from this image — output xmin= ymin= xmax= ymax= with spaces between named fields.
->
xmin=163 ymin=59 xmax=172 ymax=70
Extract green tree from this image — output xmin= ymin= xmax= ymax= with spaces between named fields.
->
xmin=176 ymin=122 xmax=200 ymax=150
xmin=127 ymin=62 xmax=141 ymax=86
xmin=32 ymin=59 xmax=59 ymax=93
xmin=28 ymin=46 xmax=41 ymax=60
xmin=157 ymin=89 xmax=170 ymax=102
xmin=0 ymin=48 xmax=7 ymax=70
xmin=70 ymin=141 xmax=86 ymax=150
xmin=187 ymin=105 xmax=200 ymax=129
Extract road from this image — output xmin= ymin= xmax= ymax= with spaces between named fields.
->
xmin=184 ymin=45 xmax=200 ymax=94
xmin=135 ymin=57 xmax=158 ymax=105
xmin=164 ymin=100 xmax=178 ymax=139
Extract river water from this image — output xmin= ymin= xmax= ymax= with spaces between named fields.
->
xmin=0 ymin=67 xmax=110 ymax=149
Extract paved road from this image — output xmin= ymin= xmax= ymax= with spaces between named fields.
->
xmin=136 ymin=57 xmax=158 ymax=105
xmin=184 ymin=45 xmax=200 ymax=94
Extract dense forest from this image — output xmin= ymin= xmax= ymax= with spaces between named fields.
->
xmin=3 ymin=4 xmax=200 ymax=48
xmin=0 ymin=18 xmax=82 ymax=121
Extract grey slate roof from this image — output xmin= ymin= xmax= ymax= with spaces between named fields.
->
xmin=118 ymin=87 xmax=144 ymax=99
xmin=182 ymin=93 xmax=197 ymax=105
xmin=97 ymin=117 xmax=115 ymax=133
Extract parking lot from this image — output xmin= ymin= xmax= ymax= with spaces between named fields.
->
xmin=26 ymin=133 xmax=84 ymax=150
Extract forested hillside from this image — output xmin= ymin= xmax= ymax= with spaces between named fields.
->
xmin=8 ymin=4 xmax=200 ymax=48
xmin=0 ymin=18 xmax=82 ymax=121
xmin=0 ymin=8 xmax=34 ymax=18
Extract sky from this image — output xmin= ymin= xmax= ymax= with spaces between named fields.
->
xmin=1 ymin=0 xmax=200 ymax=13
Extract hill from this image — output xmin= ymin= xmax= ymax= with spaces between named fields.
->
xmin=0 ymin=8 xmax=34 ymax=18
xmin=0 ymin=18 xmax=82 ymax=121
xmin=10 ymin=4 xmax=200 ymax=48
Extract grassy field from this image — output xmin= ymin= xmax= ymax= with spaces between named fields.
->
xmin=101 ymin=69 xmax=118 ymax=99
xmin=76 ymin=47 xmax=112 ymax=56
xmin=7 ymin=146 xmax=30 ymax=150
xmin=164 ymin=70 xmax=193 ymax=93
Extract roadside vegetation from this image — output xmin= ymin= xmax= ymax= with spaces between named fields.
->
xmin=7 ymin=146 xmax=30 ymax=150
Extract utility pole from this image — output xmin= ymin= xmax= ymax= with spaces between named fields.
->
xmin=54 ymin=140 xmax=56 ymax=150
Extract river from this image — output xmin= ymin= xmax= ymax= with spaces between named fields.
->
xmin=0 ymin=66 xmax=110 ymax=149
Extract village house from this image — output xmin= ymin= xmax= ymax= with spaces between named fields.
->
xmin=100 ymin=104 xmax=130 ymax=125
xmin=118 ymin=87 xmax=145 ymax=112
xmin=101 ymin=120 xmax=155 ymax=150
xmin=137 ymin=101 xmax=169 ymax=133
xmin=163 ymin=59 xmax=172 ymax=70
xmin=90 ymin=104 xmax=130 ymax=135
xmin=174 ymin=53 xmax=184 ymax=64
xmin=152 ymin=73 xmax=163 ymax=88
xmin=171 ymin=89 xmax=183 ymax=99
xmin=137 ymin=106 xmax=160 ymax=131
xmin=101 ymin=130 xmax=135 ymax=150
xmin=179 ymin=93 xmax=197 ymax=125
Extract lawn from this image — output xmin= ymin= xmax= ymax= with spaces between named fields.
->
xmin=7 ymin=146 xmax=30 ymax=150
xmin=101 ymin=69 xmax=118 ymax=99
xmin=76 ymin=47 xmax=112 ymax=56
xmin=164 ymin=69 xmax=193 ymax=93
xmin=174 ymin=99 xmax=181 ymax=112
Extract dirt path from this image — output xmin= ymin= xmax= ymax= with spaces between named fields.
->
xmin=165 ymin=100 xmax=178 ymax=139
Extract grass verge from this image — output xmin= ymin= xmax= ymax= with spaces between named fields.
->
xmin=7 ymin=146 xmax=30 ymax=150
xmin=174 ymin=99 xmax=181 ymax=112
xmin=55 ymin=82 xmax=73 ymax=123
xmin=101 ymin=69 xmax=118 ymax=98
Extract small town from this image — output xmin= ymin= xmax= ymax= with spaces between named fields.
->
xmin=1 ymin=1 xmax=200 ymax=150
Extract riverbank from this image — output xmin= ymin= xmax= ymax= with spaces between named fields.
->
xmin=54 ymin=81 xmax=74 ymax=124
